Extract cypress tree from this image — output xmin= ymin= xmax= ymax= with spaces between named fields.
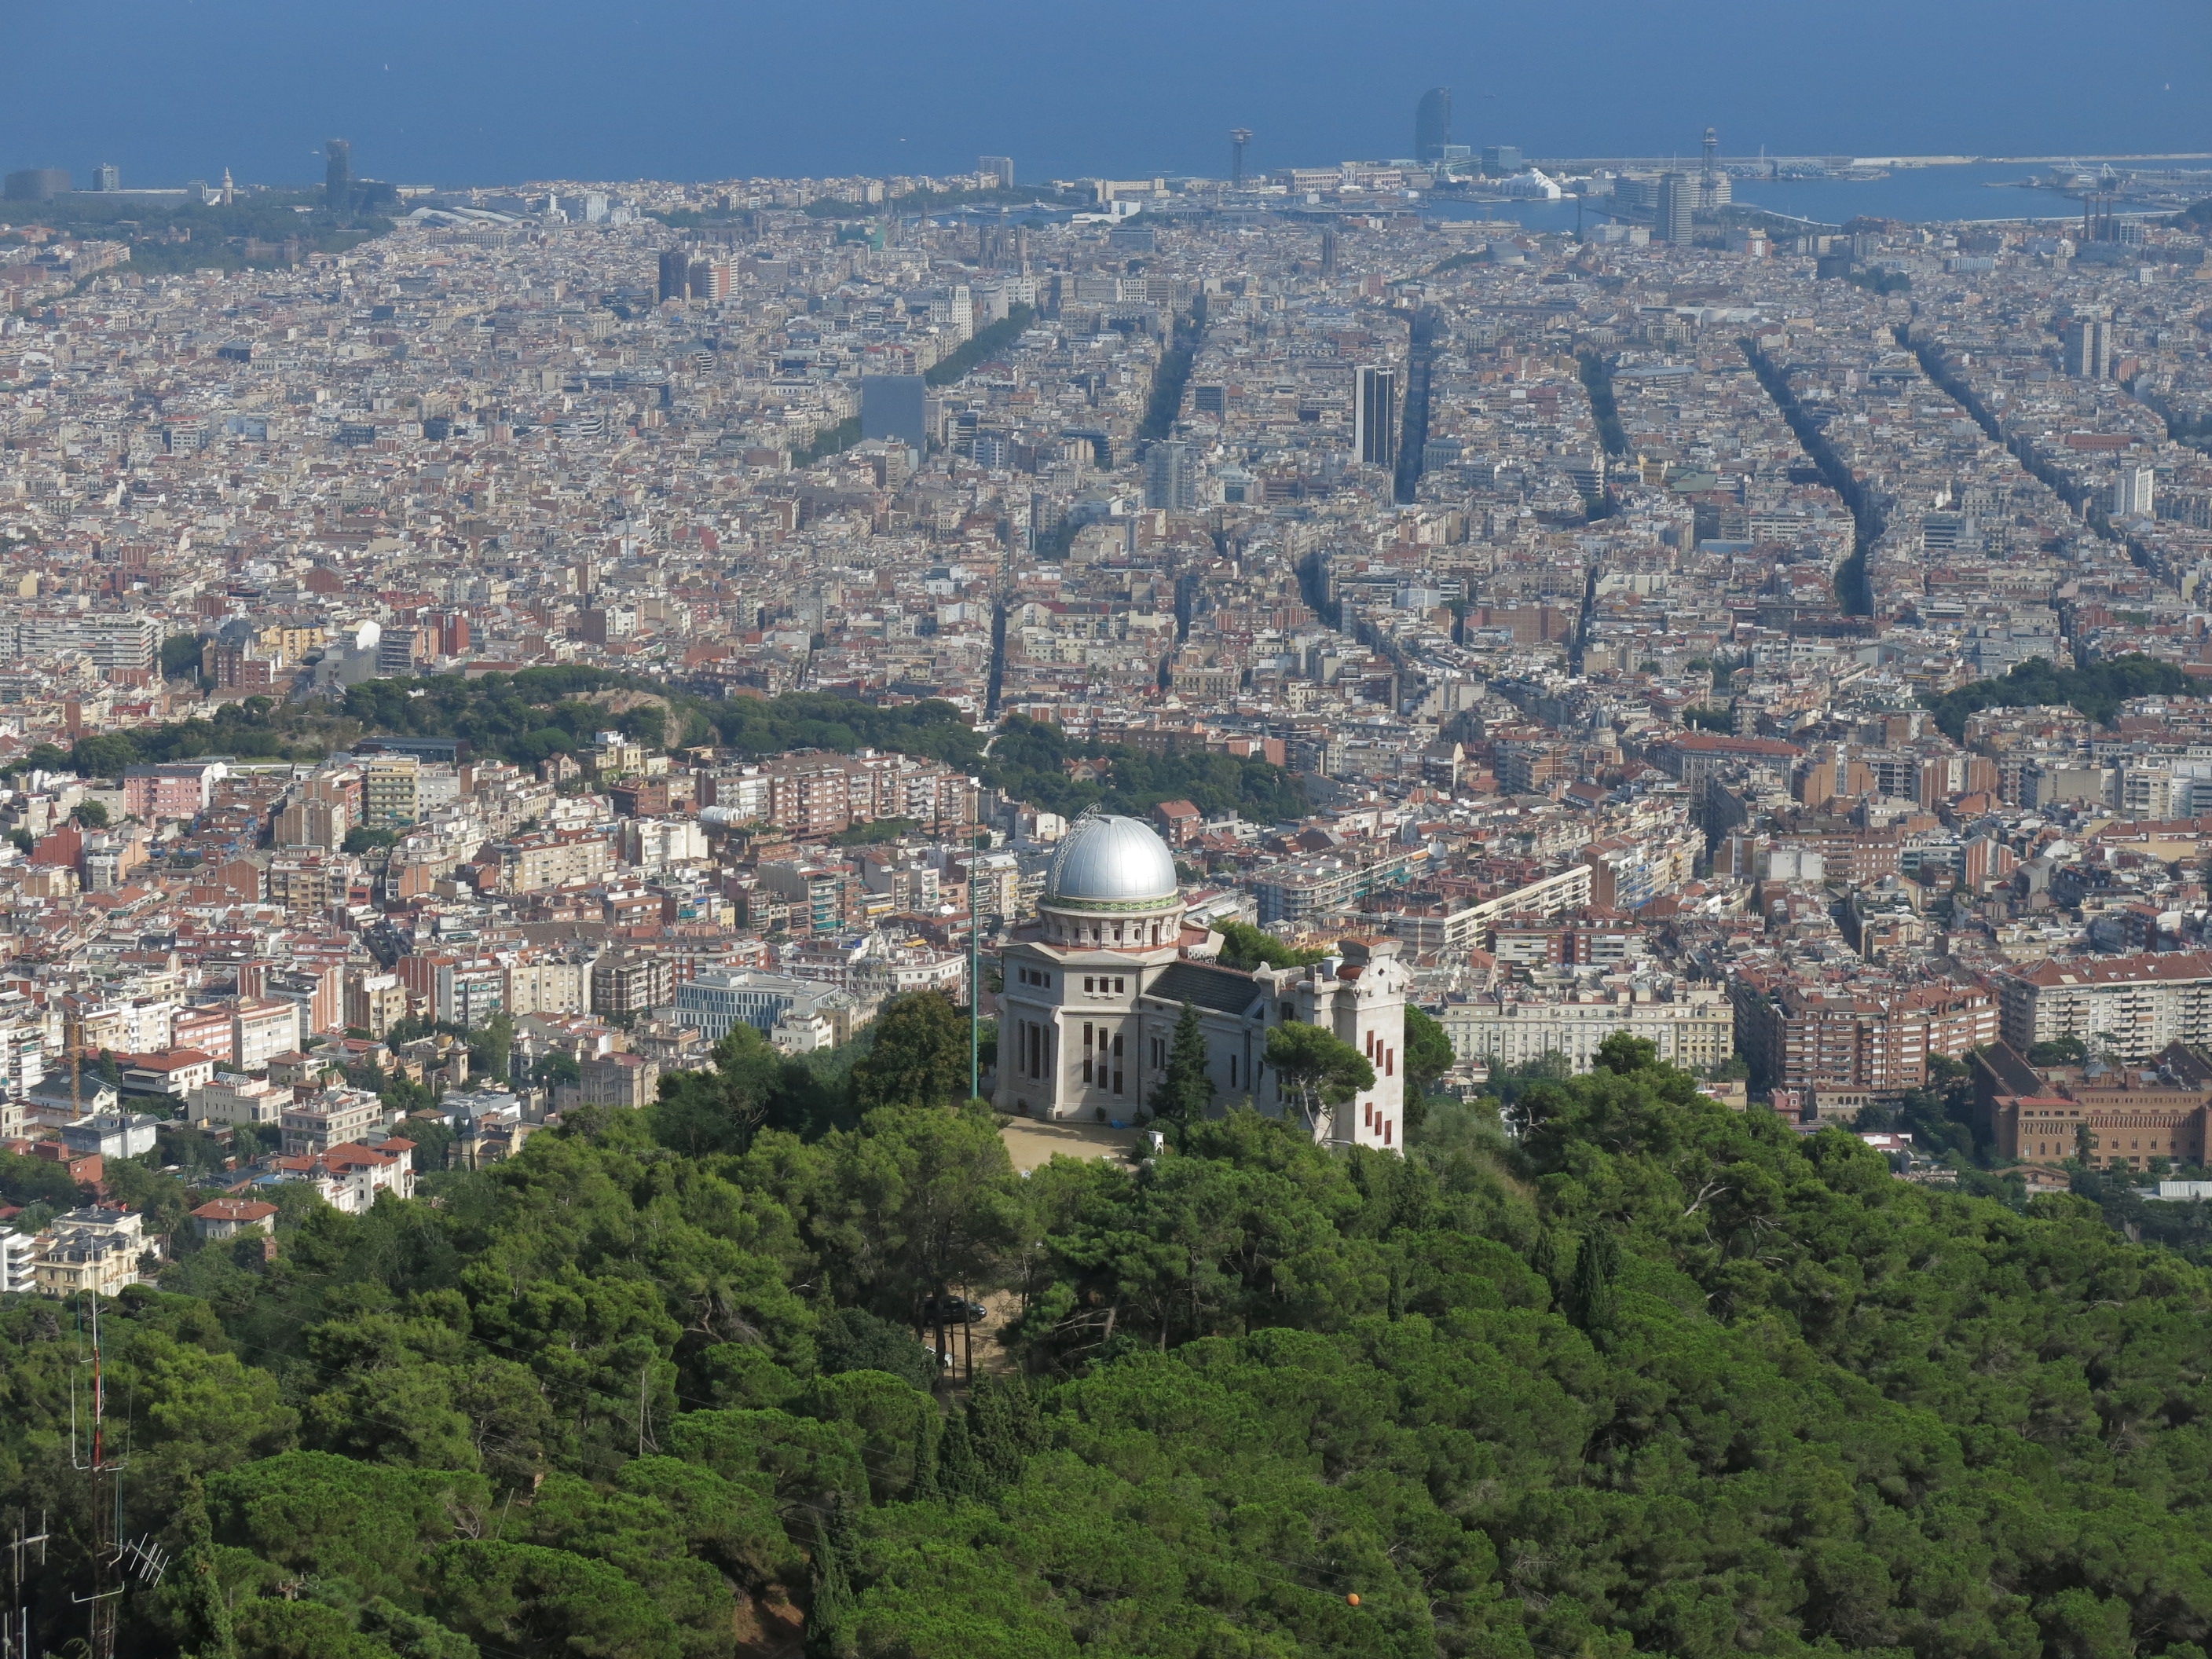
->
xmin=969 ymin=1374 xmax=1044 ymax=1490
xmin=1531 ymin=1224 xmax=1568 ymax=1309
xmin=1151 ymin=1001 xmax=1214 ymax=1139
xmin=805 ymin=1500 xmax=856 ymax=1659
xmin=1571 ymin=1225 xmax=1621 ymax=1336
xmin=908 ymin=1407 xmax=939 ymax=1500
xmin=171 ymin=1478 xmax=237 ymax=1659
xmin=938 ymin=1404 xmax=984 ymax=1501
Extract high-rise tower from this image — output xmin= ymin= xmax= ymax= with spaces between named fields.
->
xmin=324 ymin=139 xmax=352 ymax=211
xmin=1415 ymin=88 xmax=1452 ymax=163
xmin=1229 ymin=128 xmax=1253 ymax=189
xmin=1355 ymin=365 xmax=1399 ymax=470
xmin=1144 ymin=440 xmax=1196 ymax=511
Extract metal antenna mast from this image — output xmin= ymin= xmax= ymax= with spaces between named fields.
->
xmin=70 ymin=1292 xmax=129 ymax=1659
xmin=5 ymin=1511 xmax=50 ymax=1659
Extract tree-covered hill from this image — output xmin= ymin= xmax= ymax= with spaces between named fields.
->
xmin=35 ymin=683 xmax=1307 ymax=830
xmin=1921 ymin=652 xmax=2194 ymax=740
xmin=984 ymin=712 xmax=1308 ymax=823
xmin=13 ymin=1037 xmax=2212 ymax=1657
xmin=25 ymin=670 xmax=987 ymax=782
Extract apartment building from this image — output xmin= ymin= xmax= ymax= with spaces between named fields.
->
xmin=361 ymin=754 xmax=421 ymax=829
xmin=1438 ymin=990 xmax=1733 ymax=1075
xmin=233 ymin=997 xmax=303 ymax=1070
xmin=591 ymin=950 xmax=674 ymax=1016
xmin=492 ymin=828 xmax=614 ymax=893
xmin=504 ymin=953 xmax=593 ymax=1017
xmin=121 ymin=760 xmax=226 ymax=822
xmin=189 ymin=1074 xmax=289 ymax=1126
xmin=1998 ymin=952 xmax=2212 ymax=1061
xmin=1732 ymin=973 xmax=2001 ymax=1097
xmin=280 ymin=1088 xmax=385 ymax=1155
xmin=343 ymin=969 xmax=409 ymax=1037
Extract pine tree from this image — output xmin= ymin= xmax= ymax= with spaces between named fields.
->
xmin=1151 ymin=1001 xmax=1214 ymax=1138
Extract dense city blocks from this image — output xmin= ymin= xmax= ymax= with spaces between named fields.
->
xmin=9 ymin=132 xmax=2212 ymax=1659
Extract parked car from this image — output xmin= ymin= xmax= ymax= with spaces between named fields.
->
xmin=920 ymin=1295 xmax=988 ymax=1326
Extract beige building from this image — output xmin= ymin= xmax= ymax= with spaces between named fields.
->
xmin=268 ymin=851 xmax=354 ymax=916
xmin=579 ymin=1051 xmax=660 ymax=1107
xmin=344 ymin=970 xmax=409 ymax=1038
xmin=189 ymin=1074 xmax=289 ymax=1126
xmin=504 ymin=953 xmax=593 ymax=1016
xmin=493 ymin=830 xmax=613 ymax=893
xmin=280 ymin=1087 xmax=384 ymax=1155
xmin=361 ymin=754 xmax=421 ymax=830
xmin=33 ymin=1207 xmax=148 ymax=1298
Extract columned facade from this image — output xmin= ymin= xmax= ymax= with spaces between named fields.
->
xmin=993 ymin=812 xmax=1408 ymax=1152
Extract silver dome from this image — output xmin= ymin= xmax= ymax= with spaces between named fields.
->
xmin=1042 ymin=814 xmax=1179 ymax=906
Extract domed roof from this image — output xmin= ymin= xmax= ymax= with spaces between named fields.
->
xmin=1042 ymin=813 xmax=1180 ymax=908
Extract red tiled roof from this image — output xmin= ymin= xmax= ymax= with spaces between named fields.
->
xmin=192 ymin=1199 xmax=277 ymax=1222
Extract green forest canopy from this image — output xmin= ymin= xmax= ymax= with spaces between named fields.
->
xmin=9 ymin=189 xmax=392 ymax=276
xmin=20 ymin=1042 xmax=2212 ymax=1657
xmin=986 ymin=712 xmax=1307 ymax=822
xmin=1921 ymin=652 xmax=2194 ymax=740
xmin=35 ymin=683 xmax=1307 ymax=830
xmin=24 ymin=670 xmax=986 ymax=782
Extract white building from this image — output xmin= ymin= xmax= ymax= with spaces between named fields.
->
xmin=1437 ymin=991 xmax=1734 ymax=1075
xmin=994 ymin=813 xmax=1409 ymax=1151
xmin=234 ymin=998 xmax=305 ymax=1071
xmin=1999 ymin=951 xmax=2212 ymax=1060
xmin=1500 ymin=168 xmax=1563 ymax=200
xmin=618 ymin=817 xmax=709 ymax=873
xmin=0 ymin=1231 xmax=35 ymax=1295
xmin=674 ymin=968 xmax=838 ymax=1042
xmin=59 ymin=1111 xmax=160 ymax=1159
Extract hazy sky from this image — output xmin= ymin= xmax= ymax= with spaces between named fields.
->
xmin=3 ymin=0 xmax=2206 ymax=189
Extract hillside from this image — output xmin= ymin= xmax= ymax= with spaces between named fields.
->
xmin=31 ymin=671 xmax=986 ymax=782
xmin=35 ymin=679 xmax=1306 ymax=830
xmin=9 ymin=1038 xmax=2212 ymax=1658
